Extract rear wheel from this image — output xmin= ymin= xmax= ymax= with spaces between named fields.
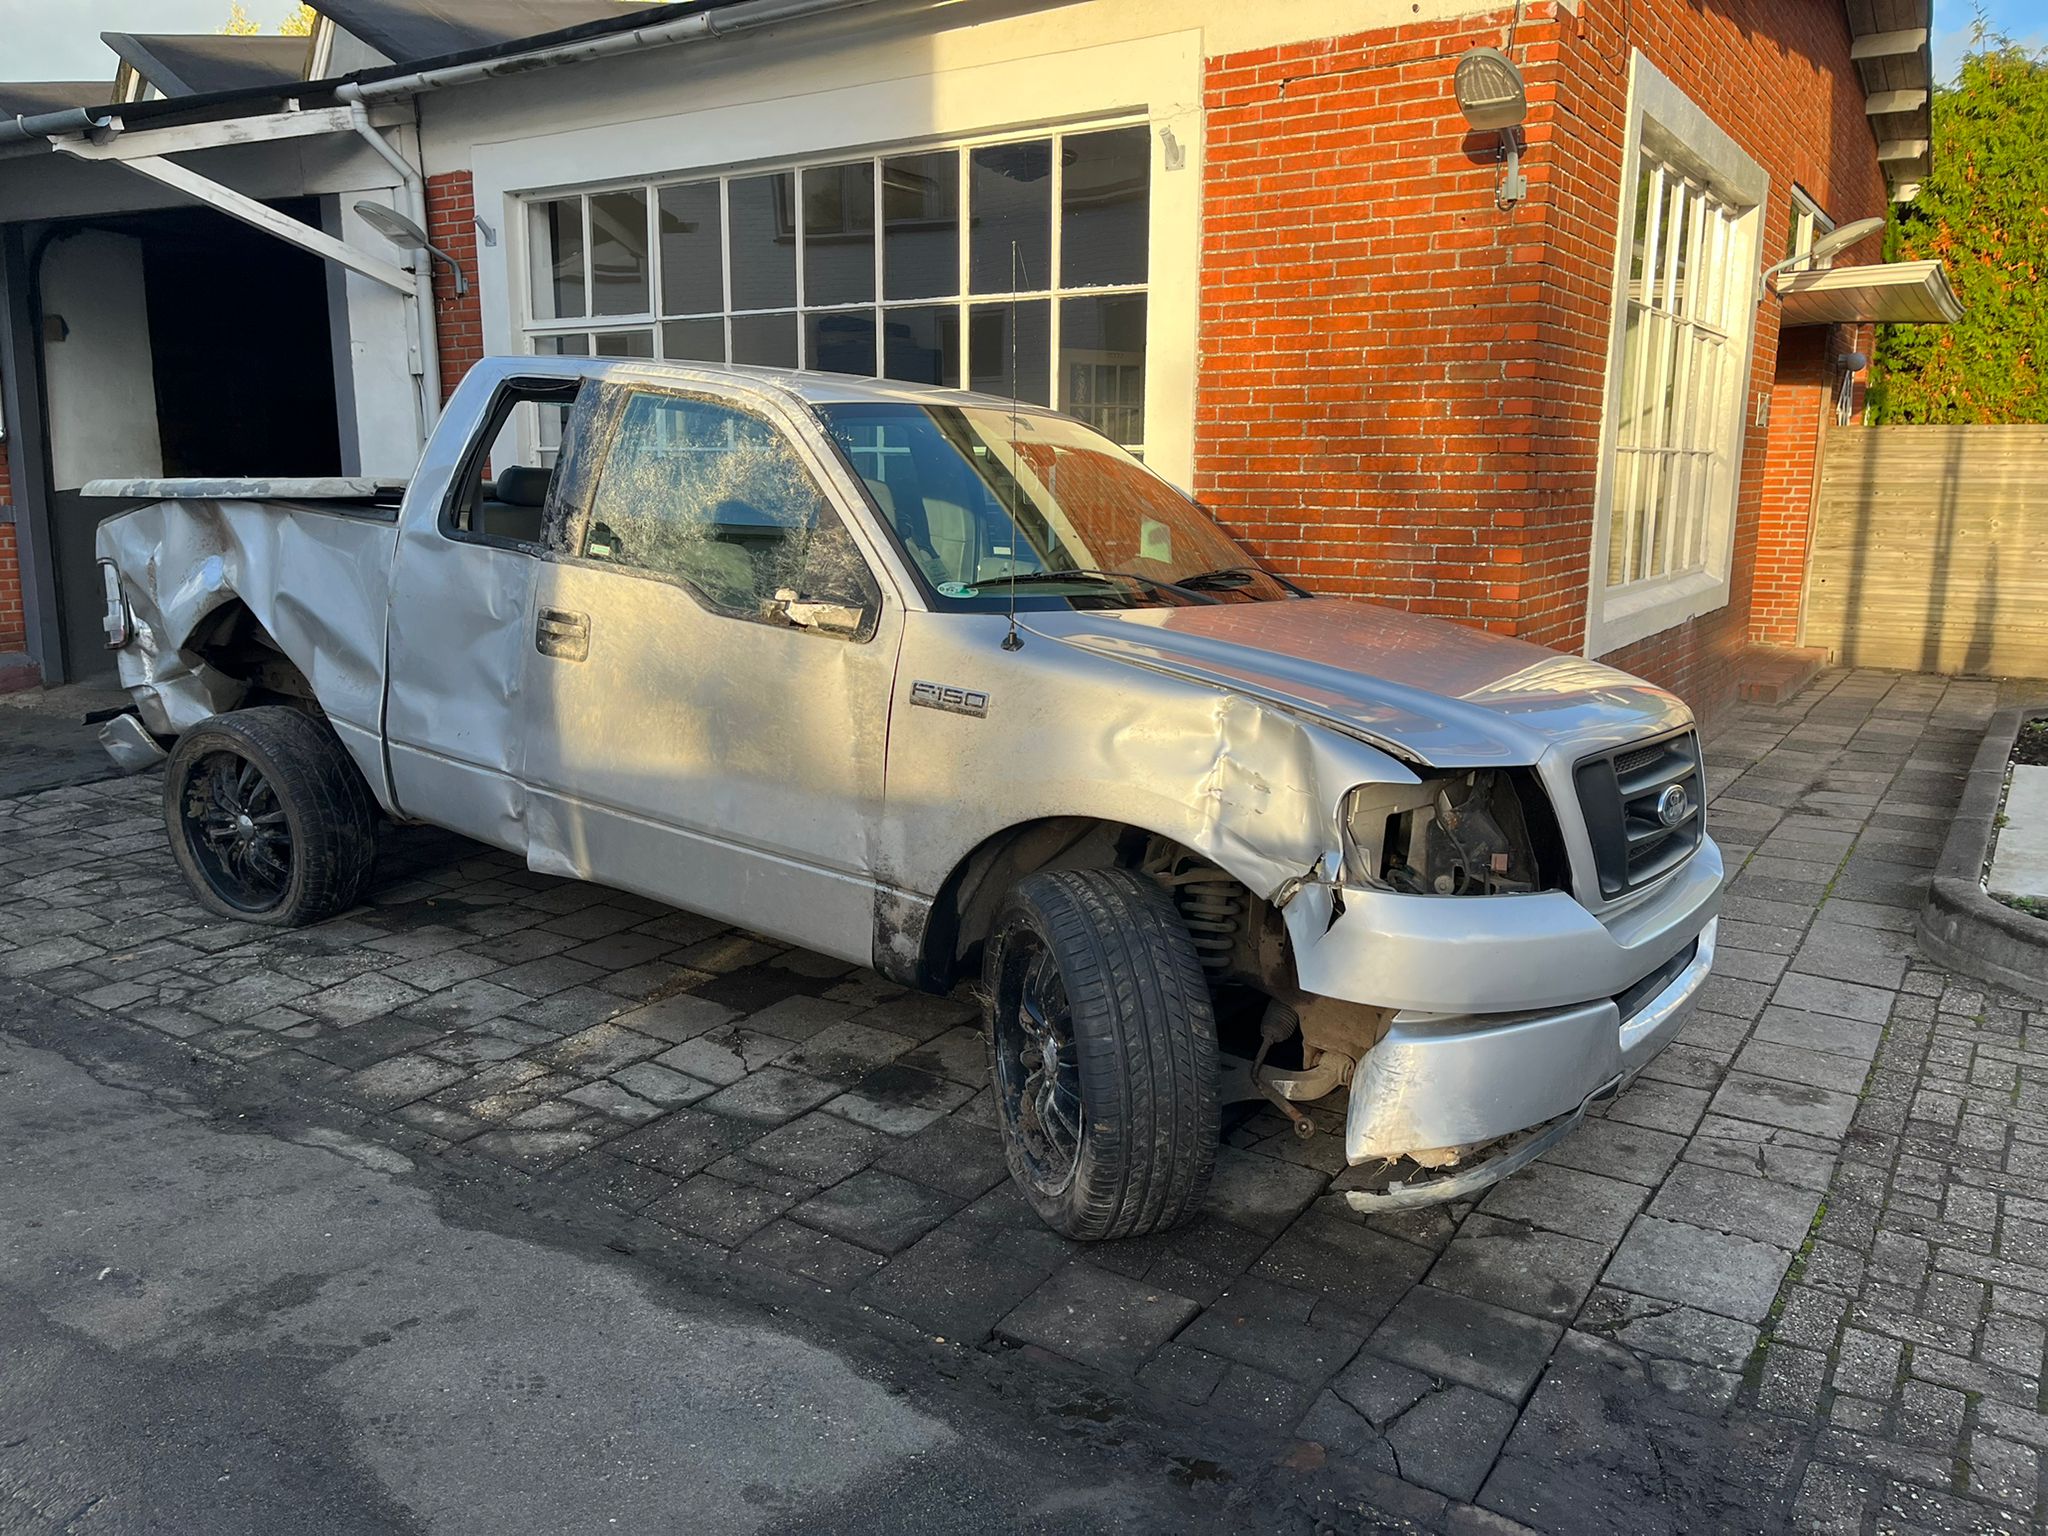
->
xmin=983 ymin=869 xmax=1218 ymax=1240
xmin=163 ymin=707 xmax=376 ymax=926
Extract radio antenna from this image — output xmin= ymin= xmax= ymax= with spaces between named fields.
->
xmin=1000 ymin=238 xmax=1025 ymax=651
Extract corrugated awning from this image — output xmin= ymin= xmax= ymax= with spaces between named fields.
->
xmin=1775 ymin=259 xmax=1963 ymax=325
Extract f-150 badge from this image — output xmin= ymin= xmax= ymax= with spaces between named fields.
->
xmin=909 ymin=680 xmax=989 ymax=718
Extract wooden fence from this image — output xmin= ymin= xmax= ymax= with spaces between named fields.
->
xmin=1802 ymin=424 xmax=2048 ymax=679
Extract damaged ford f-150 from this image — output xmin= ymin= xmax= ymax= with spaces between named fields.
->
xmin=93 ymin=357 xmax=1721 ymax=1240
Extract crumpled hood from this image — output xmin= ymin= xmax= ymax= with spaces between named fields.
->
xmin=1029 ymin=598 xmax=1692 ymax=767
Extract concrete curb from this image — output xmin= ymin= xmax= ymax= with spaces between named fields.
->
xmin=1916 ymin=702 xmax=2048 ymax=1003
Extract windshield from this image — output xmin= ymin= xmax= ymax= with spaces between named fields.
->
xmin=818 ymin=402 xmax=1297 ymax=608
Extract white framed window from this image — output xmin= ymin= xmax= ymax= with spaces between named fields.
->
xmin=1585 ymin=54 xmax=1767 ymax=658
xmin=519 ymin=121 xmax=1151 ymax=454
xmin=1785 ymin=185 xmax=1835 ymax=267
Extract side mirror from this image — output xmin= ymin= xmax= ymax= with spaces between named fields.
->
xmin=771 ymin=587 xmax=867 ymax=637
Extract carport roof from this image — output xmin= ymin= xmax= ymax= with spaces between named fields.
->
xmin=317 ymin=0 xmax=642 ymax=63
xmin=0 ymin=81 xmax=113 ymax=116
xmin=102 ymin=34 xmax=312 ymax=97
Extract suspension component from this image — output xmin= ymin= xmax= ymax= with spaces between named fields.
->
xmin=1160 ymin=866 xmax=1247 ymax=977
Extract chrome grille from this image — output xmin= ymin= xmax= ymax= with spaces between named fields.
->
xmin=1573 ymin=730 xmax=1704 ymax=899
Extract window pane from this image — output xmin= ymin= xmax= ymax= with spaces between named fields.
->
xmin=804 ymin=161 xmax=875 ymax=307
xmin=729 ymin=173 xmax=797 ymax=311
xmin=806 ymin=308 xmax=877 ymax=376
xmin=1060 ymin=127 xmax=1149 ymax=287
xmin=590 ymin=189 xmax=650 ymax=316
xmin=1627 ymin=163 xmax=1654 ymax=299
xmin=1659 ymin=176 xmax=1688 ymax=316
xmin=584 ymin=392 xmax=873 ymax=623
xmin=658 ymin=182 xmax=723 ymax=316
xmin=533 ymin=333 xmax=590 ymax=356
xmin=731 ymin=312 xmax=797 ymax=368
xmin=1059 ymin=293 xmax=1145 ymax=446
xmin=882 ymin=150 xmax=958 ymax=301
xmin=529 ymin=197 xmax=585 ymax=321
xmin=594 ymin=330 xmax=654 ymax=358
xmin=968 ymin=299 xmax=1049 ymax=404
xmin=969 ymin=140 xmax=1051 ymax=293
xmin=662 ymin=317 xmax=724 ymax=362
xmin=881 ymin=305 xmax=960 ymax=386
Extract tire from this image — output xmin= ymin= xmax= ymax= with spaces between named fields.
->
xmin=982 ymin=868 xmax=1218 ymax=1241
xmin=163 ymin=706 xmax=377 ymax=926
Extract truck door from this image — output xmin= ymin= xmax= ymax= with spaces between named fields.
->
xmin=383 ymin=375 xmax=581 ymax=849
xmin=519 ymin=381 xmax=905 ymax=964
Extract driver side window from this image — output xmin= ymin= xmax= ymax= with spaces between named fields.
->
xmin=580 ymin=391 xmax=877 ymax=634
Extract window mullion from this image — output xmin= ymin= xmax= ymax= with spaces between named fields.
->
xmin=719 ymin=177 xmax=734 ymax=365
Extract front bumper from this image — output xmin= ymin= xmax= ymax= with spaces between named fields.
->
xmin=1282 ymin=837 xmax=1721 ymax=1169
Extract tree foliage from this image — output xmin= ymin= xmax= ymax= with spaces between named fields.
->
xmin=221 ymin=3 xmax=317 ymax=37
xmin=1870 ymin=35 xmax=2048 ymax=423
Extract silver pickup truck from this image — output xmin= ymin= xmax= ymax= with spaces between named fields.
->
xmin=93 ymin=357 xmax=1720 ymax=1240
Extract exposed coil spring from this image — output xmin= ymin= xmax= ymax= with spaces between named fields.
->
xmin=1169 ymin=870 xmax=1246 ymax=976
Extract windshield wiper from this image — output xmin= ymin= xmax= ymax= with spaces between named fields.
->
xmin=995 ymin=568 xmax=1221 ymax=604
xmin=1177 ymin=564 xmax=1313 ymax=599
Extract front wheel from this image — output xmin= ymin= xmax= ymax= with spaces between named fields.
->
xmin=983 ymin=869 xmax=1218 ymax=1240
xmin=163 ymin=707 xmax=377 ymax=926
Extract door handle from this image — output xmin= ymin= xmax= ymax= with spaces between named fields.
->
xmin=535 ymin=608 xmax=590 ymax=662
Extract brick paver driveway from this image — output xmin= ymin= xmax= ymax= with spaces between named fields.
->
xmin=3 ymin=668 xmax=2043 ymax=1532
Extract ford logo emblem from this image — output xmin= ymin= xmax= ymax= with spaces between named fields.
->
xmin=1656 ymin=784 xmax=1689 ymax=827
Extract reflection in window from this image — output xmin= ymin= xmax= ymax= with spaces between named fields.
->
xmin=658 ymin=181 xmax=723 ymax=316
xmin=881 ymin=305 xmax=960 ymax=387
xmin=968 ymin=300 xmax=1049 ymax=406
xmin=729 ymin=172 xmax=796 ymax=311
xmin=1061 ymin=127 xmax=1148 ymax=287
xmin=804 ymin=160 xmax=875 ymax=307
xmin=969 ymin=139 xmax=1052 ymax=293
xmin=732 ymin=312 xmax=797 ymax=368
xmin=882 ymin=151 xmax=958 ymax=300
xmin=589 ymin=188 xmax=649 ymax=316
xmin=529 ymin=197 xmax=585 ymax=321
xmin=1059 ymin=293 xmax=1146 ymax=447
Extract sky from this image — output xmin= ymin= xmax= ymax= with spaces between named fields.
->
xmin=1 ymin=0 xmax=306 ymax=82
xmin=3 ymin=0 xmax=2044 ymax=86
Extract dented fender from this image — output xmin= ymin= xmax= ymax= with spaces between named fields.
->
xmin=94 ymin=497 xmax=399 ymax=806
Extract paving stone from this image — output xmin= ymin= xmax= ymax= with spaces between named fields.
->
xmin=1731 ymin=1038 xmax=1872 ymax=1095
xmin=876 ymin=1115 xmax=1012 ymax=1201
xmin=563 ymin=1079 xmax=665 ymax=1123
xmin=611 ymin=992 xmax=739 ymax=1044
xmin=294 ymin=971 xmax=425 ymax=1026
xmin=856 ymin=1219 xmax=1071 ymax=1340
xmin=653 ymin=1027 xmax=787 ymax=1086
xmin=1292 ymin=1390 xmax=1398 ymax=1472
xmin=1177 ymin=1277 xmax=1366 ymax=1382
xmin=772 ymin=1021 xmax=914 ymax=1085
xmin=646 ymin=1172 xmax=796 ymax=1247
xmin=1648 ymin=1163 xmax=1823 ymax=1249
xmin=699 ymin=1068 xmax=843 ymax=1126
xmin=530 ymin=1021 xmax=666 ymax=1079
xmin=1540 ymin=1117 xmax=1686 ymax=1187
xmin=1426 ymin=1214 xmax=1609 ymax=1323
xmin=792 ymin=1169 xmax=961 ymax=1255
xmin=1249 ymin=1207 xmax=1431 ymax=1326
xmin=740 ymin=995 xmax=855 ymax=1043
xmin=897 ymin=1024 xmax=988 ymax=1087
xmin=396 ymin=977 xmax=531 ymax=1032
xmin=608 ymin=1061 xmax=716 ymax=1109
xmin=739 ymin=1110 xmax=892 ymax=1184
xmin=996 ymin=1262 xmax=1201 ymax=1375
xmin=737 ymin=1217 xmax=887 ymax=1290
xmin=1329 ymin=1352 xmax=1435 ymax=1427
xmin=1205 ymin=1361 xmax=1320 ymax=1432
xmin=1479 ymin=1162 xmax=1647 ymax=1244
xmin=1136 ymin=1342 xmax=1229 ymax=1406
xmin=343 ymin=1053 xmax=471 ymax=1109
xmin=467 ymin=1128 xmax=599 ymax=1169
xmin=1600 ymin=1078 xmax=1710 ymax=1136
xmin=1707 ymin=1071 xmax=1859 ymax=1139
xmin=610 ymin=1107 xmax=760 ymax=1177
xmin=1204 ymin=1146 xmax=1329 ymax=1237
xmin=1368 ymin=1286 xmax=1562 ymax=1403
xmin=1385 ymin=1383 xmax=1519 ymax=1500
xmin=1604 ymin=1215 xmax=1793 ymax=1323
xmin=1773 ymin=972 xmax=1898 ymax=1025
xmin=823 ymin=1064 xmax=975 ymax=1135
xmin=1578 ymin=1287 xmax=1759 ymax=1369
xmin=858 ymin=990 xmax=978 ymax=1043
xmin=1680 ymin=1130 xmax=1838 ymax=1192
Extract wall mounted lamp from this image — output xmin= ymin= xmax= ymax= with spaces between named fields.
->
xmin=1453 ymin=46 xmax=1529 ymax=208
xmin=353 ymin=200 xmax=469 ymax=296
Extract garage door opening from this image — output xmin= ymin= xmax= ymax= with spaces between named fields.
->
xmin=39 ymin=198 xmax=343 ymax=678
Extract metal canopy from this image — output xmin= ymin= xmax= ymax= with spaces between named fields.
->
xmin=1774 ymin=259 xmax=1963 ymax=325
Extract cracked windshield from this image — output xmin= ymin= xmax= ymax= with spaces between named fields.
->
xmin=821 ymin=402 xmax=1297 ymax=607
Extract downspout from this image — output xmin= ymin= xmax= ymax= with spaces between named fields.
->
xmin=0 ymin=105 xmax=118 ymax=146
xmin=335 ymin=95 xmax=441 ymax=437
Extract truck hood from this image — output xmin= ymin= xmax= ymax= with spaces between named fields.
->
xmin=1030 ymin=598 xmax=1692 ymax=767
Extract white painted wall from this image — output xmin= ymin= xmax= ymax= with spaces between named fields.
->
xmin=333 ymin=195 xmax=429 ymax=474
xmin=42 ymin=230 xmax=163 ymax=491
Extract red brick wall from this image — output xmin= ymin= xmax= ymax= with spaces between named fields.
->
xmin=0 ymin=440 xmax=22 ymax=654
xmin=425 ymin=171 xmax=484 ymax=399
xmin=1196 ymin=1 xmax=1887 ymax=722
xmin=1749 ymin=326 xmax=1831 ymax=646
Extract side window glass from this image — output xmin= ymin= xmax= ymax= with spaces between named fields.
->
xmin=445 ymin=379 xmax=582 ymax=546
xmin=582 ymin=392 xmax=878 ymax=636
